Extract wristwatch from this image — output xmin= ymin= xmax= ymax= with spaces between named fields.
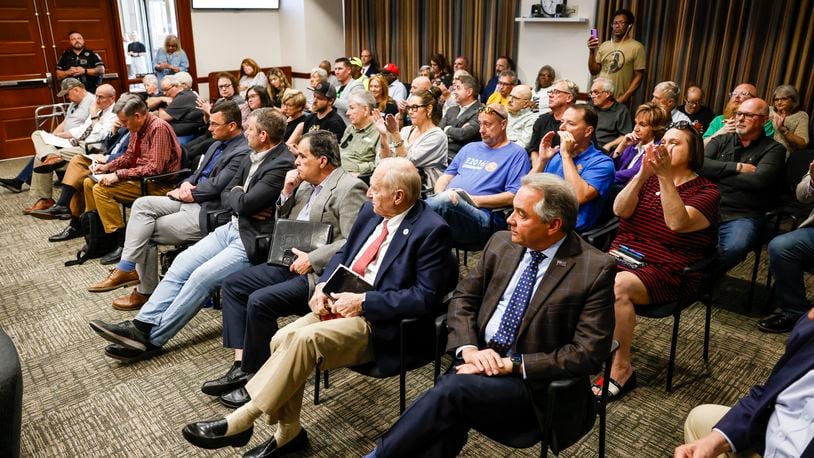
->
xmin=510 ymin=353 xmax=523 ymax=375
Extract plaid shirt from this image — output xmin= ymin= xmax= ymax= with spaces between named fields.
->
xmin=108 ymin=113 xmax=181 ymax=180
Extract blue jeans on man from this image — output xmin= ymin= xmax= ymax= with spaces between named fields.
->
xmin=425 ymin=191 xmax=498 ymax=246
xmin=136 ymin=222 xmax=251 ymax=347
xmin=716 ymin=216 xmax=765 ymax=277
xmin=767 ymin=227 xmax=814 ymax=318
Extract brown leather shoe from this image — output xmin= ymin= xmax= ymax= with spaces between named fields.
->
xmin=112 ymin=288 xmax=150 ymax=311
xmin=23 ymin=198 xmax=55 ymax=215
xmin=88 ymin=268 xmax=140 ymax=293
xmin=33 ymin=155 xmax=67 ymax=173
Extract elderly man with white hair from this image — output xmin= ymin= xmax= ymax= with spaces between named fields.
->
xmin=589 ymin=76 xmax=633 ymax=152
xmin=652 ymin=81 xmax=691 ymax=124
xmin=506 ymin=84 xmax=537 ymax=149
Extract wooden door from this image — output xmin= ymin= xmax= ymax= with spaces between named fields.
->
xmin=0 ymin=0 xmax=125 ymax=159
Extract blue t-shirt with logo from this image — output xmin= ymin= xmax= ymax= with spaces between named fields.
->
xmin=446 ymin=141 xmax=531 ymax=207
xmin=544 ymin=144 xmax=615 ymax=231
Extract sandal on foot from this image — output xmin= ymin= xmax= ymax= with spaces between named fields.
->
xmin=592 ymin=371 xmax=637 ymax=402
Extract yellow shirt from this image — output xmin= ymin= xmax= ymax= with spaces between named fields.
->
xmin=486 ymin=91 xmax=510 ymax=107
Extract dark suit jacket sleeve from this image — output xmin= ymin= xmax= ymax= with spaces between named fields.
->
xmin=192 ymin=144 xmax=251 ymax=203
xmin=363 ymin=222 xmax=452 ymax=322
xmin=442 ymin=107 xmax=481 ymax=144
xmin=714 ymin=383 xmax=768 ymax=452
xmin=222 ymin=157 xmax=288 ymax=217
xmin=523 ymin=259 xmax=616 ymax=379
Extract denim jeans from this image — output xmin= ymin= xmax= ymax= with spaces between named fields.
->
xmin=426 ymin=191 xmax=493 ymax=246
xmin=135 ymin=222 xmax=251 ymax=346
xmin=716 ymin=216 xmax=764 ymax=276
xmin=768 ymin=227 xmax=814 ymax=317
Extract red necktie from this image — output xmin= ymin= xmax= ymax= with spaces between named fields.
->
xmin=351 ymin=220 xmax=390 ymax=277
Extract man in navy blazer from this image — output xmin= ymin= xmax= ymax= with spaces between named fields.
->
xmin=676 ymin=307 xmax=814 ymax=457
xmin=182 ymin=157 xmax=455 ymax=456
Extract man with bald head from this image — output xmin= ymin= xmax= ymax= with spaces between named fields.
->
xmin=704 ymin=83 xmax=774 ymax=144
xmin=25 ymin=83 xmax=118 ymax=215
xmin=679 ymin=85 xmax=714 ymax=133
xmin=700 ymin=97 xmax=785 ymax=277
xmin=506 ymin=84 xmax=536 ymax=148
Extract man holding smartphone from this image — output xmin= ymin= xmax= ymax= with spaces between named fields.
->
xmin=587 ymin=8 xmax=646 ymax=104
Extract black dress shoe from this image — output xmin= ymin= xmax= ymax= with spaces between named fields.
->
xmin=243 ymin=429 xmax=308 ymax=458
xmin=202 ymin=362 xmax=251 ymax=396
xmin=182 ymin=418 xmax=253 ymax=450
xmin=104 ymin=343 xmax=164 ymax=363
xmin=48 ymin=223 xmax=82 ymax=242
xmin=31 ymin=204 xmax=72 ymax=220
xmin=100 ymin=246 xmax=123 ymax=265
xmin=758 ymin=313 xmax=800 ymax=333
xmin=89 ymin=320 xmax=150 ymax=351
xmin=0 ymin=177 xmax=23 ymax=193
xmin=220 ymin=386 xmax=251 ymax=409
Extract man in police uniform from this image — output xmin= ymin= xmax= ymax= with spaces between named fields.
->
xmin=56 ymin=31 xmax=104 ymax=94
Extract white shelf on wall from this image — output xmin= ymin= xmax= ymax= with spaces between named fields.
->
xmin=515 ymin=17 xmax=589 ymax=23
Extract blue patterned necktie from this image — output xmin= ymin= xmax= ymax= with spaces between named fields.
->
xmin=488 ymin=250 xmax=547 ymax=356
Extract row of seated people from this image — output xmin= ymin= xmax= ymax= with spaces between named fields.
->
xmin=2 ymin=71 xmax=811 ymax=454
xmin=79 ymin=103 xmax=812 ymax=456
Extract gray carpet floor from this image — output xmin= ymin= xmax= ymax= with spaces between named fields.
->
xmin=0 ymin=156 xmax=805 ymax=457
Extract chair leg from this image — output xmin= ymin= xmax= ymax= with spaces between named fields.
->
xmin=748 ymin=247 xmax=761 ymax=307
xmin=598 ymin=351 xmax=613 ymax=458
xmin=313 ymin=368 xmax=321 ymax=405
xmin=399 ymin=365 xmax=406 ymax=414
xmin=703 ymin=302 xmax=712 ymax=362
xmin=666 ymin=312 xmax=681 ymax=392
xmin=324 ymin=370 xmax=329 ymax=388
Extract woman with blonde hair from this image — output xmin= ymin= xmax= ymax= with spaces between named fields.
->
xmin=368 ymin=74 xmax=398 ymax=116
xmin=267 ymin=68 xmax=290 ymax=108
xmin=238 ymin=58 xmax=268 ymax=94
xmin=154 ymin=34 xmax=188 ymax=85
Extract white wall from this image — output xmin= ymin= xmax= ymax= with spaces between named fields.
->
xmin=516 ymin=0 xmax=597 ymax=93
xmin=190 ymin=0 xmax=344 ymax=99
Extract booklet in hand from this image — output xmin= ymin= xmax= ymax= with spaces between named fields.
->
xmin=450 ymin=188 xmax=476 ymax=207
xmin=320 ymin=264 xmax=372 ymax=321
xmin=322 ymin=264 xmax=372 ymax=295
xmin=267 ymin=219 xmax=333 ymax=267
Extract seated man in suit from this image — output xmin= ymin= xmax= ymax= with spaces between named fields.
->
xmin=368 ymin=173 xmax=615 ymax=457
xmin=428 ymin=103 xmax=530 ymax=247
xmin=181 ymin=157 xmax=454 ymax=456
xmin=438 ymin=74 xmax=481 ymax=162
xmin=202 ymin=130 xmax=368 ymax=408
xmin=675 ymin=307 xmax=814 ymax=457
xmin=85 ymin=100 xmax=252 ymax=311
xmin=88 ymin=108 xmax=293 ymax=362
xmin=83 ymin=94 xmax=184 ymax=262
xmin=532 ymin=105 xmax=616 ymax=232
xmin=758 ymin=164 xmax=814 ymax=333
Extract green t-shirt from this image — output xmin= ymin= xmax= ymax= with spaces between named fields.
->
xmin=702 ymin=115 xmax=775 ymax=139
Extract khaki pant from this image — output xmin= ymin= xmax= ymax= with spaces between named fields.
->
xmin=62 ymin=155 xmax=93 ymax=216
xmin=244 ymin=313 xmax=373 ymax=425
xmin=83 ymin=178 xmax=175 ymax=233
xmin=684 ymin=404 xmax=759 ymax=458
xmin=29 ymin=130 xmax=85 ymax=200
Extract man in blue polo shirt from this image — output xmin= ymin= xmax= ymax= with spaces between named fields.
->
xmin=427 ymin=103 xmax=530 ymax=245
xmin=532 ymin=105 xmax=614 ymax=232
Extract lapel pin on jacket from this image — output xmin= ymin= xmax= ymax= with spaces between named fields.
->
xmin=556 ymin=259 xmax=566 ymax=267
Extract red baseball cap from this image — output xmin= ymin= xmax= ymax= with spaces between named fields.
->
xmin=381 ymin=63 xmax=399 ymax=76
